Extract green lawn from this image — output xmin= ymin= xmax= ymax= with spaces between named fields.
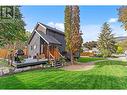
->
xmin=1 ymin=59 xmax=127 ymax=89
xmin=77 ymin=57 xmax=105 ymax=63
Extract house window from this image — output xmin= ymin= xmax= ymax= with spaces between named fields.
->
xmin=31 ymin=46 xmax=33 ymax=50
xmin=41 ymin=45 xmax=43 ymax=53
xmin=33 ymin=45 xmax=37 ymax=50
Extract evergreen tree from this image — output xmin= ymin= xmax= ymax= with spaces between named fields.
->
xmin=97 ymin=22 xmax=116 ymax=57
xmin=64 ymin=5 xmax=82 ymax=64
xmin=0 ymin=6 xmax=26 ymax=47
xmin=64 ymin=6 xmax=72 ymax=51
xmin=0 ymin=6 xmax=27 ymax=65
xmin=83 ymin=41 xmax=97 ymax=50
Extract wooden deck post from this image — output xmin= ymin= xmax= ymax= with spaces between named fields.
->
xmin=47 ymin=44 xmax=50 ymax=61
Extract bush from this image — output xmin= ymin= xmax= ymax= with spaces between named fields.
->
xmin=18 ymin=56 xmax=24 ymax=63
xmin=59 ymin=56 xmax=66 ymax=65
xmin=117 ymin=46 xmax=123 ymax=54
xmin=95 ymin=53 xmax=103 ymax=57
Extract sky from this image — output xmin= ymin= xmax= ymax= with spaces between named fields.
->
xmin=20 ymin=6 xmax=127 ymax=42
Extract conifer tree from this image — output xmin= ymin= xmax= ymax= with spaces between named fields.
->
xmin=97 ymin=22 xmax=116 ymax=57
xmin=64 ymin=6 xmax=72 ymax=51
xmin=0 ymin=6 xmax=26 ymax=47
xmin=64 ymin=5 xmax=82 ymax=64
xmin=0 ymin=6 xmax=27 ymax=65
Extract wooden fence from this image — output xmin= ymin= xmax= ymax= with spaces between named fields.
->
xmin=0 ymin=48 xmax=28 ymax=59
xmin=80 ymin=52 xmax=95 ymax=57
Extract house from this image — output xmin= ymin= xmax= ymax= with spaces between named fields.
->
xmin=28 ymin=22 xmax=66 ymax=60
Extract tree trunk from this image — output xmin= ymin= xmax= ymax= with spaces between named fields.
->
xmin=70 ymin=51 xmax=74 ymax=64
xmin=7 ymin=44 xmax=10 ymax=65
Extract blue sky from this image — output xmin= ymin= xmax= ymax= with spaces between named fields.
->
xmin=20 ymin=6 xmax=127 ymax=42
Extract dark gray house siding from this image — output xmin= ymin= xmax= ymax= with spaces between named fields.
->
xmin=46 ymin=29 xmax=66 ymax=52
xmin=40 ymin=38 xmax=46 ymax=54
xmin=28 ymin=22 xmax=66 ymax=58
xmin=28 ymin=32 xmax=41 ymax=57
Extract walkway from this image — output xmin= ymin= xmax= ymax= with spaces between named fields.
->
xmin=62 ymin=60 xmax=107 ymax=71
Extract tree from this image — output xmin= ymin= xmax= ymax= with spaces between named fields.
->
xmin=0 ymin=6 xmax=26 ymax=65
xmin=118 ymin=6 xmax=127 ymax=31
xmin=116 ymin=46 xmax=123 ymax=54
xmin=83 ymin=41 xmax=97 ymax=50
xmin=64 ymin=6 xmax=72 ymax=51
xmin=0 ymin=6 xmax=26 ymax=47
xmin=97 ymin=22 xmax=116 ymax=57
xmin=117 ymin=39 xmax=127 ymax=51
xmin=64 ymin=6 xmax=82 ymax=64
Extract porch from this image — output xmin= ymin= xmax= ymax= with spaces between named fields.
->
xmin=37 ymin=31 xmax=63 ymax=61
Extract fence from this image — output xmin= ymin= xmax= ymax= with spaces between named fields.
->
xmin=80 ymin=52 xmax=95 ymax=57
xmin=0 ymin=48 xmax=28 ymax=59
xmin=0 ymin=49 xmax=8 ymax=58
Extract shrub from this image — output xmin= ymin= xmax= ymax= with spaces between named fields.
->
xmin=96 ymin=53 xmax=103 ymax=57
xmin=59 ymin=56 xmax=66 ymax=65
xmin=117 ymin=46 xmax=123 ymax=54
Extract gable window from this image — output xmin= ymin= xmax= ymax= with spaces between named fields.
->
xmin=33 ymin=45 xmax=37 ymax=50
xmin=31 ymin=46 xmax=33 ymax=50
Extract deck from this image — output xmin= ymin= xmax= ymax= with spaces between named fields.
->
xmin=12 ymin=58 xmax=49 ymax=68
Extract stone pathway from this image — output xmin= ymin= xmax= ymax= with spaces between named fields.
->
xmin=63 ymin=60 xmax=107 ymax=71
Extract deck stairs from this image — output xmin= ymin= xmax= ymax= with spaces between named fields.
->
xmin=49 ymin=49 xmax=63 ymax=67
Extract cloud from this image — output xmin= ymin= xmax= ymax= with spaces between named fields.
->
xmin=81 ymin=24 xmax=127 ymax=42
xmin=47 ymin=22 xmax=64 ymax=31
xmin=111 ymin=24 xmax=127 ymax=37
xmin=47 ymin=22 xmax=127 ymax=42
xmin=108 ymin=18 xmax=118 ymax=23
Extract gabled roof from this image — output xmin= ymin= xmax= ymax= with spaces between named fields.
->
xmin=28 ymin=22 xmax=64 ymax=45
xmin=39 ymin=22 xmax=64 ymax=35
xmin=36 ymin=30 xmax=62 ymax=45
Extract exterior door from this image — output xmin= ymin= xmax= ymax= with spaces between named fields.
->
xmin=50 ymin=45 xmax=54 ymax=56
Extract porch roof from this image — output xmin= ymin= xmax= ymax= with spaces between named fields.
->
xmin=36 ymin=30 xmax=62 ymax=45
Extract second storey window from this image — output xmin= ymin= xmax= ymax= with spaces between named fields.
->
xmin=31 ymin=46 xmax=33 ymax=50
xmin=33 ymin=44 xmax=37 ymax=50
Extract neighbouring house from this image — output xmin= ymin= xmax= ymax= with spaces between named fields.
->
xmin=91 ymin=48 xmax=100 ymax=54
xmin=28 ymin=22 xmax=66 ymax=60
xmin=81 ymin=47 xmax=100 ymax=57
xmin=83 ymin=48 xmax=89 ymax=52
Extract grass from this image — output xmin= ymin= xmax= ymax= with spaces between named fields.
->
xmin=77 ymin=57 xmax=105 ymax=63
xmin=0 ymin=59 xmax=127 ymax=89
xmin=0 ymin=59 xmax=7 ymax=64
xmin=0 ymin=59 xmax=9 ymax=67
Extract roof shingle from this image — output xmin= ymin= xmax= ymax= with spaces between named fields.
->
xmin=36 ymin=30 xmax=62 ymax=45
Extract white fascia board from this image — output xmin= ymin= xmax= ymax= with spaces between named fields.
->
xmin=38 ymin=22 xmax=47 ymax=30
xmin=35 ymin=30 xmax=49 ymax=44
